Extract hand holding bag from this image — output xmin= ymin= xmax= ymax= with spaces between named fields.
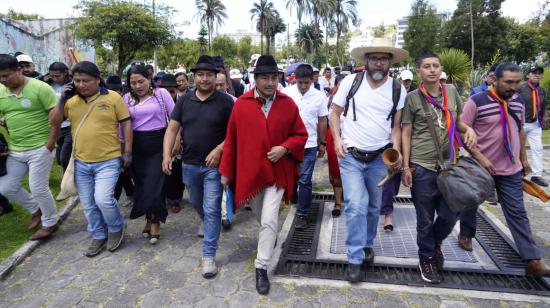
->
xmin=421 ymin=101 xmax=494 ymax=213
xmin=56 ymin=96 xmax=101 ymax=200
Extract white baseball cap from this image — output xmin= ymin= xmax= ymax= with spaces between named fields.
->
xmin=230 ymin=69 xmax=243 ymax=79
xmin=16 ymin=54 xmax=33 ymax=63
xmin=440 ymin=72 xmax=448 ymax=80
xmin=400 ymin=70 xmax=413 ymax=81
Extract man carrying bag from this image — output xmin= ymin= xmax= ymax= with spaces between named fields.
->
xmin=401 ymin=53 xmax=477 ymax=284
xmin=461 ymin=62 xmax=550 ymax=278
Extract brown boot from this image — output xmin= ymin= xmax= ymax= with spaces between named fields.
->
xmin=28 ymin=209 xmax=42 ymax=229
xmin=458 ymin=234 xmax=473 ymax=251
xmin=525 ymin=260 xmax=550 ymax=277
xmin=29 ymin=224 xmax=59 ymax=241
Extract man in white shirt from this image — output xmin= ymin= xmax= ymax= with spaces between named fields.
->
xmin=283 ymin=64 xmax=328 ymax=229
xmin=318 ymin=67 xmax=335 ymax=93
xmin=330 ymin=38 xmax=408 ymax=282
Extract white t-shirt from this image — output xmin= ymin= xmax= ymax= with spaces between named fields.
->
xmin=283 ymin=84 xmax=329 ymax=148
xmin=318 ymin=76 xmax=334 ymax=91
xmin=332 ymin=74 xmax=406 ymax=151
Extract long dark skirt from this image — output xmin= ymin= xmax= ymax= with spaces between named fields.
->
xmin=130 ymin=129 xmax=168 ymax=223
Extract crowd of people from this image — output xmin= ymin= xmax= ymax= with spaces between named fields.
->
xmin=0 ymin=36 xmax=550 ymax=295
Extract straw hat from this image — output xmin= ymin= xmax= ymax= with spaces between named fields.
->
xmin=351 ymin=38 xmax=409 ymax=64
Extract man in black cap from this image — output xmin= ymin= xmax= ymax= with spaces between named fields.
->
xmin=106 ymin=75 xmax=124 ymax=95
xmin=518 ymin=66 xmax=548 ymax=187
xmin=219 ymin=54 xmax=307 ymax=295
xmin=162 ymin=55 xmax=234 ymax=279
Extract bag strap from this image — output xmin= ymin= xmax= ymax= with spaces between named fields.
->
xmin=387 ymin=78 xmax=402 ymax=127
xmin=343 ymin=71 xmax=365 ymax=121
xmin=153 ymin=89 xmax=170 ymax=125
xmin=72 ymin=95 xmax=102 ymax=155
xmin=421 ymin=100 xmax=446 ymax=169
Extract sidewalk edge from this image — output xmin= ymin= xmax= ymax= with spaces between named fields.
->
xmin=0 ymin=196 xmax=79 ymax=281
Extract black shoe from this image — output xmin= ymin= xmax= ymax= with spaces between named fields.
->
xmin=419 ymin=256 xmax=441 ymax=284
xmin=434 ymin=243 xmax=445 ymax=270
xmin=255 ymin=268 xmax=270 ymax=295
xmin=107 ymin=223 xmax=126 ymax=252
xmin=85 ymin=239 xmax=107 ymax=258
xmin=347 ymin=263 xmax=362 ymax=283
xmin=383 ymin=224 xmax=394 ymax=232
xmin=294 ymin=215 xmax=308 ymax=230
xmin=363 ymin=247 xmax=375 ymax=266
xmin=222 ymin=219 xmax=231 ymax=231
xmin=531 ymin=176 xmax=549 ymax=187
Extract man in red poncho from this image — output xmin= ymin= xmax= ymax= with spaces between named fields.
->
xmin=219 ymin=55 xmax=307 ymax=295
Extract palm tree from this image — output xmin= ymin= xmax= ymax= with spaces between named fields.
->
xmin=333 ymin=0 xmax=358 ymax=67
xmin=295 ymin=23 xmax=323 ymax=63
xmin=265 ymin=11 xmax=287 ymax=55
xmin=250 ymin=0 xmax=275 ymax=54
xmin=317 ymin=0 xmax=335 ymax=65
xmin=286 ymin=0 xmax=309 ymax=30
xmin=195 ymin=0 xmax=228 ymax=52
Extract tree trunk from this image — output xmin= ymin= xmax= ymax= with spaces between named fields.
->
xmin=336 ymin=31 xmax=342 ymax=68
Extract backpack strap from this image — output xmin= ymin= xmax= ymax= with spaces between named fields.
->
xmin=387 ymin=78 xmax=402 ymax=127
xmin=343 ymin=71 xmax=365 ymax=121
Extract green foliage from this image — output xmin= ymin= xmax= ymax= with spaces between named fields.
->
xmin=501 ymin=19 xmax=539 ymax=63
xmin=73 ymin=0 xmax=174 ymax=75
xmin=403 ymin=0 xmax=443 ymax=61
xmin=212 ymin=35 xmax=239 ymax=67
xmin=332 ymin=0 xmax=359 ymax=67
xmin=157 ymin=38 xmax=201 ymax=71
xmin=238 ymin=37 xmax=254 ymax=68
xmin=195 ymin=0 xmax=227 ymax=52
xmin=250 ymin=0 xmax=276 ymax=54
xmin=0 ymin=9 xmax=42 ymax=20
xmin=198 ymin=25 xmax=209 ymax=55
xmin=295 ymin=24 xmax=323 ymax=63
xmin=439 ymin=48 xmax=472 ymax=85
xmin=372 ymin=23 xmax=387 ymax=37
xmin=541 ymin=68 xmax=550 ymax=103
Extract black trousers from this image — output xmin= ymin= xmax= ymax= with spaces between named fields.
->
xmin=56 ymin=126 xmax=72 ymax=171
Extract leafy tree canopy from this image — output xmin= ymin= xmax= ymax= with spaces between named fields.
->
xmin=403 ymin=0 xmax=443 ymax=61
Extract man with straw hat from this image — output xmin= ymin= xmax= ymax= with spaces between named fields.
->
xmin=329 ymin=38 xmax=408 ymax=282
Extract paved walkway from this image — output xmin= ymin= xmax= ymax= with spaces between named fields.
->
xmin=1 ymin=150 xmax=550 ymax=307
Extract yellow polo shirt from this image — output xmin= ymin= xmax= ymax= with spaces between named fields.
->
xmin=64 ymin=88 xmax=130 ymax=163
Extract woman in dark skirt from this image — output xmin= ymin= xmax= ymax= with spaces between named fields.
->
xmin=124 ymin=64 xmax=175 ymax=244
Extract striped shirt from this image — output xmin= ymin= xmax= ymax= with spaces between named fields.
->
xmin=461 ymin=91 xmax=525 ymax=176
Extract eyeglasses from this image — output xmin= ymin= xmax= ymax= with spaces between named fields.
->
xmin=367 ymin=57 xmax=390 ymax=64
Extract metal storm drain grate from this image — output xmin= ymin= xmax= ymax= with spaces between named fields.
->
xmin=275 ymin=193 xmax=550 ymax=295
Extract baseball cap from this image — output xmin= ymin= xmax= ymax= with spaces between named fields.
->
xmin=529 ymin=66 xmax=544 ymax=74
xmin=230 ymin=69 xmax=243 ymax=79
xmin=16 ymin=54 xmax=33 ymax=63
xmin=400 ymin=70 xmax=413 ymax=81
xmin=440 ymin=72 xmax=448 ymax=80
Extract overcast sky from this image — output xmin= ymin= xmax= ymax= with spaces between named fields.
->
xmin=3 ymin=0 xmax=541 ymax=39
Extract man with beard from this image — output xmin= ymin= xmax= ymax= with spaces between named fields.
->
xmin=330 ymin=39 xmax=408 ymax=282
xmin=162 ymin=55 xmax=233 ymax=279
xmin=16 ymin=54 xmax=41 ymax=78
xmin=462 ymin=62 xmax=550 ymax=278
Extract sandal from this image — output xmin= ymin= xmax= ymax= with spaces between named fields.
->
xmin=332 ymin=203 xmax=342 ymax=217
xmin=384 ymin=224 xmax=394 ymax=232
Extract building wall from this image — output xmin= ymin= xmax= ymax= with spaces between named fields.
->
xmin=0 ymin=18 xmax=95 ymax=74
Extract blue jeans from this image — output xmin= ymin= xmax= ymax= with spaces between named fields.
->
xmin=75 ymin=157 xmax=125 ymax=240
xmin=182 ymin=163 xmax=222 ymax=257
xmin=410 ymin=164 xmax=458 ymax=258
xmin=339 ymin=152 xmax=387 ymax=264
xmin=297 ymin=146 xmax=317 ymax=216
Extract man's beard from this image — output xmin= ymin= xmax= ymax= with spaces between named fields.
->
xmin=367 ymin=68 xmax=388 ymax=81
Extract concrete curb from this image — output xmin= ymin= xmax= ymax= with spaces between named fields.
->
xmin=0 ymin=196 xmax=79 ymax=281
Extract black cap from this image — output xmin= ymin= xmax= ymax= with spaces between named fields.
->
xmin=529 ymin=66 xmax=544 ymax=74
xmin=191 ymin=55 xmax=220 ymax=73
xmin=106 ymin=75 xmax=122 ymax=91
xmin=252 ymin=55 xmax=278 ymax=75
xmin=160 ymin=74 xmax=177 ymax=87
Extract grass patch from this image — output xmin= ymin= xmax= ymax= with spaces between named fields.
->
xmin=542 ymin=129 xmax=550 ymax=145
xmin=0 ymin=158 xmax=65 ymax=262
xmin=246 ymin=250 xmax=257 ymax=273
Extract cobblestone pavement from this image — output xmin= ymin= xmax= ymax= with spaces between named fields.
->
xmin=1 ymin=151 xmax=550 ymax=307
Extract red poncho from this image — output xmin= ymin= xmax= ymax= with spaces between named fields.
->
xmin=219 ymin=89 xmax=308 ymax=209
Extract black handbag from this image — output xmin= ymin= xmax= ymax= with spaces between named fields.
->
xmin=422 ymin=101 xmax=494 ymax=213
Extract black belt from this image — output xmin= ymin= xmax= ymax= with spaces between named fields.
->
xmin=347 ymin=143 xmax=392 ymax=163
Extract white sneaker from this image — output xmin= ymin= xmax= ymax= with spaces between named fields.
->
xmin=202 ymin=256 xmax=218 ymax=278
